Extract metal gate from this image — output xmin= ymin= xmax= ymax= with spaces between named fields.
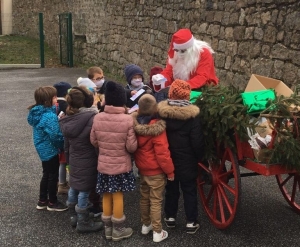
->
xmin=59 ymin=13 xmax=73 ymax=67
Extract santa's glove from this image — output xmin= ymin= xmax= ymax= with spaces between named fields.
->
xmin=152 ymin=74 xmax=167 ymax=92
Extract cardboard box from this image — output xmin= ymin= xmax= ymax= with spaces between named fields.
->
xmin=245 ymin=74 xmax=293 ymax=97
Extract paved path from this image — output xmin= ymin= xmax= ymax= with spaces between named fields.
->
xmin=0 ymin=68 xmax=299 ymax=247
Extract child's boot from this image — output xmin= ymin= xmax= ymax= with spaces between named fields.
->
xmin=101 ymin=215 xmax=112 ymax=239
xmin=111 ymin=215 xmax=133 ymax=241
xmin=66 ymin=202 xmax=77 ymax=227
xmin=75 ymin=205 xmax=103 ymax=233
xmin=58 ymin=182 xmax=70 ymax=194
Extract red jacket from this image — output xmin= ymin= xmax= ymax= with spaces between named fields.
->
xmin=161 ymin=48 xmax=219 ymax=89
xmin=132 ymin=113 xmax=174 ymax=178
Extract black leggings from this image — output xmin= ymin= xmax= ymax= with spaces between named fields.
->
xmin=39 ymin=155 xmax=59 ymax=203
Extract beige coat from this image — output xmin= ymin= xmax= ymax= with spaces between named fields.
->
xmin=90 ymin=105 xmax=137 ymax=175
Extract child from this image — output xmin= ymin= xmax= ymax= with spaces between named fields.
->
xmin=90 ymin=81 xmax=137 ymax=241
xmin=124 ymin=64 xmax=153 ymax=109
xmin=148 ymin=66 xmax=169 ymax=103
xmin=87 ymin=66 xmax=107 ymax=95
xmin=27 ymin=86 xmax=68 ymax=212
xmin=59 ymin=86 xmax=103 ymax=233
xmin=132 ymin=94 xmax=174 ymax=243
xmin=53 ymin=81 xmax=72 ymax=195
xmin=77 ymin=77 xmax=97 ymax=90
xmin=87 ymin=66 xmax=107 ymax=111
xmin=157 ymin=79 xmax=204 ymax=234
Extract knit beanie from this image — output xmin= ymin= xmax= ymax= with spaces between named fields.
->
xmin=53 ymin=81 xmax=72 ymax=97
xmin=124 ymin=64 xmax=144 ymax=84
xmin=138 ymin=94 xmax=157 ymax=116
xmin=105 ymin=81 xmax=127 ymax=107
xmin=168 ymin=79 xmax=191 ymax=100
xmin=77 ymin=77 xmax=97 ymax=88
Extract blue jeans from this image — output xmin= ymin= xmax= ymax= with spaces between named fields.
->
xmin=68 ymin=187 xmax=90 ymax=209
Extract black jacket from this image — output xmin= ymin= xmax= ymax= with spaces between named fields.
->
xmin=59 ymin=110 xmax=98 ymax=191
xmin=158 ymin=101 xmax=204 ymax=181
xmin=124 ymin=84 xmax=153 ymax=108
xmin=56 ymin=98 xmax=68 ymax=114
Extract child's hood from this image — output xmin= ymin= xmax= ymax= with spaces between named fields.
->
xmin=27 ymin=105 xmax=56 ymax=127
xmin=59 ymin=111 xmax=96 ymax=138
xmin=131 ymin=112 xmax=166 ymax=136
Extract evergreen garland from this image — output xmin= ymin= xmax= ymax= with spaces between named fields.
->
xmin=259 ymin=94 xmax=300 ymax=172
xmin=194 ymin=84 xmax=300 ymax=172
xmin=194 ymin=84 xmax=255 ymax=160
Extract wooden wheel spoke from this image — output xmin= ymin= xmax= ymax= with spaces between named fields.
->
xmin=218 ymin=184 xmax=233 ymax=215
xmin=198 ymin=162 xmax=210 ymax=173
xmin=205 ymin=185 xmax=215 ymax=206
xmin=219 ymin=169 xmax=233 ymax=179
xmin=219 ymin=180 xmax=236 ymax=195
xmin=216 ymin=186 xmax=226 ymax=223
xmin=279 ymin=174 xmax=293 ymax=188
xmin=213 ymin=189 xmax=218 ymax=219
xmin=276 ymin=174 xmax=300 ymax=213
xmin=198 ymin=147 xmax=241 ymax=229
xmin=291 ymin=177 xmax=297 ymax=203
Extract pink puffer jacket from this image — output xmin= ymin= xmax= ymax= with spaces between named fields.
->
xmin=90 ymin=105 xmax=137 ymax=175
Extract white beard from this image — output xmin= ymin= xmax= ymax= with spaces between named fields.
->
xmin=169 ymin=40 xmax=214 ymax=81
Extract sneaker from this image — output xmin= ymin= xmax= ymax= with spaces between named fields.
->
xmin=58 ymin=182 xmax=70 ymax=194
xmin=164 ymin=217 xmax=176 ymax=228
xmin=153 ymin=230 xmax=168 ymax=243
xmin=36 ymin=200 xmax=48 ymax=210
xmin=89 ymin=207 xmax=102 ymax=218
xmin=47 ymin=201 xmax=68 ymax=212
xmin=186 ymin=222 xmax=200 ymax=234
xmin=141 ymin=224 xmax=153 ymax=235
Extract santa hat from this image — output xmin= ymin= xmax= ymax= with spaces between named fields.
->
xmin=77 ymin=77 xmax=97 ymax=88
xmin=105 ymin=81 xmax=127 ymax=107
xmin=168 ymin=79 xmax=191 ymax=100
xmin=168 ymin=29 xmax=195 ymax=59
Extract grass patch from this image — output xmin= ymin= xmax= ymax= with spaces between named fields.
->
xmin=0 ymin=34 xmax=61 ymax=67
xmin=0 ymin=35 xmax=125 ymax=83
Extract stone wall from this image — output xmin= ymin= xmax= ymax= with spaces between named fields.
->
xmin=12 ymin=0 xmax=300 ymax=89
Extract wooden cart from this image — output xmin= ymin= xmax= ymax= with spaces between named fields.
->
xmin=197 ymin=125 xmax=300 ymax=230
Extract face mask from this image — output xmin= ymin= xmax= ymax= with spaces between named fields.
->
xmin=95 ymin=78 xmax=105 ymax=88
xmin=131 ymin=79 xmax=143 ymax=88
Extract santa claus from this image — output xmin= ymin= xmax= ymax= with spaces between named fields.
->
xmin=152 ymin=29 xmax=219 ymax=91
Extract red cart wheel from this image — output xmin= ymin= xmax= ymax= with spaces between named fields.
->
xmin=197 ymin=147 xmax=241 ymax=229
xmin=276 ymin=173 xmax=300 ymax=214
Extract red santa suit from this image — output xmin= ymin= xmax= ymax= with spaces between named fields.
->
xmin=152 ymin=29 xmax=219 ymax=91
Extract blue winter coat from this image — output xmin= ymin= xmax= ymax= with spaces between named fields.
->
xmin=27 ymin=105 xmax=64 ymax=161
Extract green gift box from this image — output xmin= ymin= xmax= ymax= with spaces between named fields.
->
xmin=241 ymin=89 xmax=276 ymax=113
xmin=190 ymin=91 xmax=202 ymax=103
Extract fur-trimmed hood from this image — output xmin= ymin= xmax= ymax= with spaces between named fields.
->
xmin=131 ymin=112 xmax=166 ymax=136
xmin=157 ymin=100 xmax=200 ymax=120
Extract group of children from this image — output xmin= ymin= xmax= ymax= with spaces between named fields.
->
xmin=27 ymin=65 xmax=204 ymax=243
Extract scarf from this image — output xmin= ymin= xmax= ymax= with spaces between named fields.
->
xmin=167 ymin=99 xmax=191 ymax=107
